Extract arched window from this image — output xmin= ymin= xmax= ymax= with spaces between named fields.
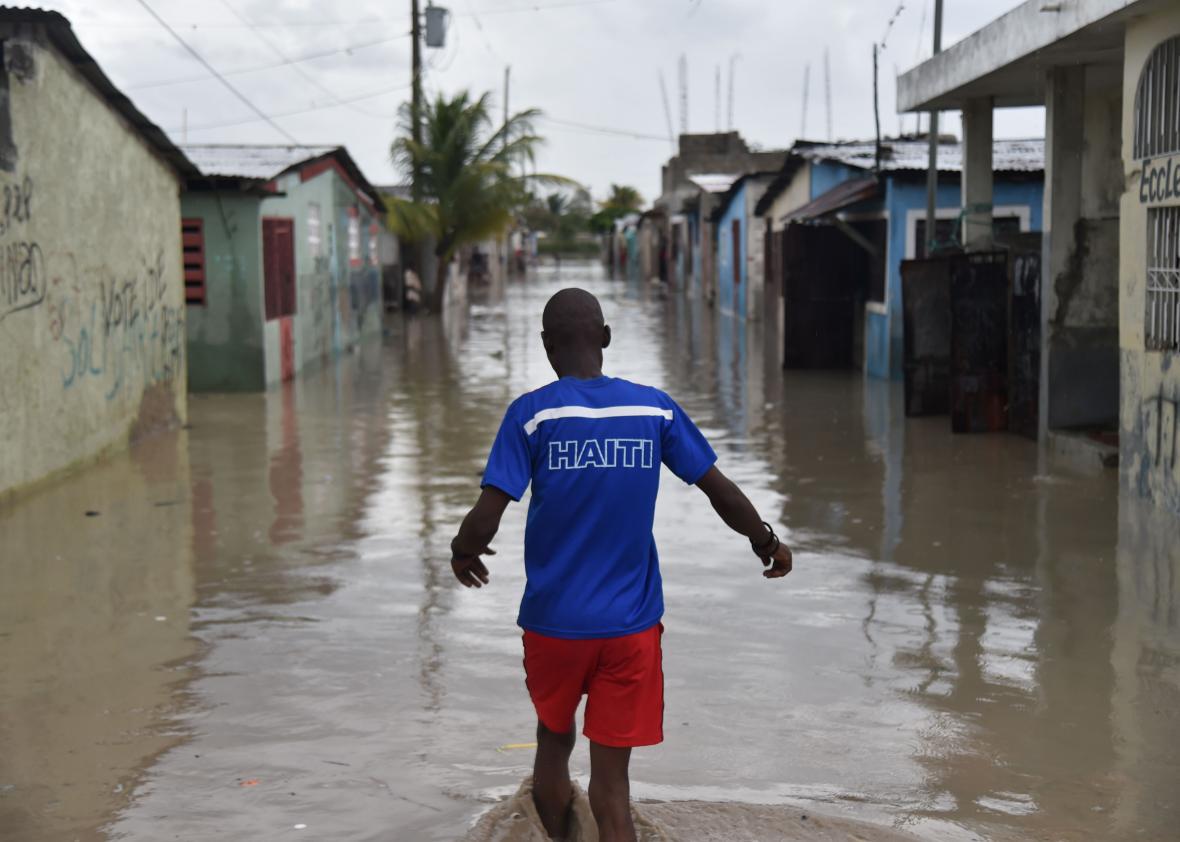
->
xmin=1133 ymin=36 xmax=1180 ymax=161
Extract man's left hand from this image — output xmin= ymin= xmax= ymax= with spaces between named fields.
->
xmin=451 ymin=548 xmax=494 ymax=588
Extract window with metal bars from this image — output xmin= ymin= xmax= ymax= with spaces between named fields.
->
xmin=1134 ymin=35 xmax=1180 ymax=161
xmin=181 ymin=218 xmax=206 ymax=305
xmin=1147 ymin=206 xmax=1180 ymax=352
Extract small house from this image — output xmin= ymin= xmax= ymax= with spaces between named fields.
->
xmin=181 ymin=145 xmax=387 ymax=391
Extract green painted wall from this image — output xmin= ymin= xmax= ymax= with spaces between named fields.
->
xmin=181 ymin=193 xmax=265 ymax=392
xmin=258 ymin=167 xmax=383 ymax=386
xmin=0 ymin=27 xmax=187 ymax=497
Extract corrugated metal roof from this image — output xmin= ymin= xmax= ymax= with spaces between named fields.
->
xmin=181 ymin=144 xmax=339 ymax=180
xmin=785 ymin=177 xmax=881 ymax=222
xmin=798 ymin=138 xmax=1044 ymax=173
xmin=687 ymin=173 xmax=740 ymax=193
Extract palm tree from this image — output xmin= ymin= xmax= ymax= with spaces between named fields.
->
xmin=388 ymin=90 xmax=550 ymax=311
xmin=604 ymin=184 xmax=643 ymax=214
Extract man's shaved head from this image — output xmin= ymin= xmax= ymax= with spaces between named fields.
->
xmin=542 ymin=288 xmax=605 ymax=347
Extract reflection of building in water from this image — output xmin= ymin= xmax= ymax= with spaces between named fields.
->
xmin=0 ymin=431 xmax=196 ymax=840
xmin=1111 ymin=496 xmax=1180 ymax=838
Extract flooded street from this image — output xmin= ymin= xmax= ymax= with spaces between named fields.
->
xmin=3 ymin=263 xmax=1179 ymax=842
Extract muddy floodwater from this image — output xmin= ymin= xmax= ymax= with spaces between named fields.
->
xmin=2 ymin=263 xmax=1179 ymax=842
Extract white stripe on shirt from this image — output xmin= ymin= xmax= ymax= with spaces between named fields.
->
xmin=522 ymin=405 xmax=673 ymax=436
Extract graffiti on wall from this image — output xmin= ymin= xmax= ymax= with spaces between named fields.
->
xmin=51 ymin=249 xmax=185 ymax=400
xmin=0 ymin=174 xmax=43 ymax=323
xmin=1143 ymin=386 xmax=1179 ymax=475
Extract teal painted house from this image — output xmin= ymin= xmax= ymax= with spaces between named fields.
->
xmin=181 ymin=146 xmax=387 ymax=391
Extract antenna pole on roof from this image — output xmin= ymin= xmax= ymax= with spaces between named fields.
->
xmin=801 ymin=62 xmax=810 ymax=139
xmin=714 ymin=64 xmax=721 ymax=132
xmin=678 ymin=54 xmax=689 ymax=135
xmin=727 ymin=53 xmax=739 ymax=131
xmin=924 ymin=0 xmax=944 ymax=256
xmin=823 ymin=48 xmax=832 ymax=142
xmin=659 ymin=71 xmax=676 ymax=153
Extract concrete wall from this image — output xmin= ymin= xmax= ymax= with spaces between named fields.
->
xmin=259 ymin=168 xmax=383 ymax=387
xmin=182 ymin=193 xmax=265 ymax=391
xmin=0 ymin=27 xmax=186 ymax=497
xmin=1119 ymin=6 xmax=1180 ymax=510
xmin=1043 ymin=64 xmax=1124 ymax=431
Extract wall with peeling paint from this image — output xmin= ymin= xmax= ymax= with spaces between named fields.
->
xmin=1119 ymin=7 xmax=1180 ymax=511
xmin=0 ymin=26 xmax=186 ymax=498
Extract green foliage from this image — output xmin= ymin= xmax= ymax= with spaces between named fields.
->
xmin=589 ymin=183 xmax=645 ymax=234
xmin=389 ymin=90 xmax=538 ymax=256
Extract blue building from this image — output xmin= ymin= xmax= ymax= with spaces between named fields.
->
xmin=756 ymin=138 xmax=1045 ymax=380
xmin=712 ymin=172 xmax=778 ymax=320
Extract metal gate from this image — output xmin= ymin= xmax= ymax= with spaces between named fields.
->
xmin=901 ymin=256 xmax=954 ymax=416
xmin=951 ymin=252 xmax=1009 ymax=433
xmin=1006 ymin=235 xmax=1042 ymax=440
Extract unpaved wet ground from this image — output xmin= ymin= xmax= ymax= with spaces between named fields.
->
xmin=2 ymin=263 xmax=1178 ymax=841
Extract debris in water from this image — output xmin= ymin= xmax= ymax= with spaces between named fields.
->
xmin=293 ymin=824 xmax=307 ymax=830
xmin=496 ymin=742 xmax=538 ymax=752
xmin=239 ymin=779 xmax=260 ymax=787
xmin=85 ymin=510 xmax=100 ymax=517
xmin=154 ymin=616 xmax=167 ymax=622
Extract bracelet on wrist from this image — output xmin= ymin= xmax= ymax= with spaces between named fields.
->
xmin=751 ymin=522 xmax=779 ymax=558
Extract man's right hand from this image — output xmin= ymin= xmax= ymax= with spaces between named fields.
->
xmin=762 ymin=542 xmax=793 ymax=579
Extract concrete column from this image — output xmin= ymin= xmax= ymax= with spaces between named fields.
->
xmin=961 ymin=97 xmax=995 ymax=251
xmin=1040 ymin=66 xmax=1085 ymax=441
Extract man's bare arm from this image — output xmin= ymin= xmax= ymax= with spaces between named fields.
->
xmin=449 ymin=486 xmax=513 ymax=588
xmin=695 ymin=466 xmax=792 ymax=578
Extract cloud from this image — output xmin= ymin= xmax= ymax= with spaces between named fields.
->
xmin=41 ymin=0 xmax=1042 ymax=201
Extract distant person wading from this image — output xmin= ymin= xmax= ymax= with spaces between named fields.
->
xmin=449 ymin=288 xmax=793 ymax=842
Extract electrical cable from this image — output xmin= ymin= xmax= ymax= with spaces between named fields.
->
xmin=213 ymin=0 xmax=397 ymax=119
xmin=540 ymin=116 xmax=668 ymax=143
xmin=128 ymin=32 xmax=410 ymax=91
xmin=133 ymin=0 xmax=299 ymax=143
xmin=88 ymin=0 xmax=618 ymax=29
xmin=169 ymin=82 xmax=410 ymax=134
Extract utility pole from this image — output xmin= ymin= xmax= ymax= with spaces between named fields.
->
xmin=411 ymin=0 xmax=423 ymax=201
xmin=924 ymin=0 xmax=943 ymax=256
xmin=873 ymin=44 xmax=881 ymax=173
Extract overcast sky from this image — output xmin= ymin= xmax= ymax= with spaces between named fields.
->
xmin=38 ymin=0 xmax=1044 ymax=203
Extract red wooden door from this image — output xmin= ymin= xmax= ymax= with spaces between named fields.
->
xmin=263 ymin=217 xmax=296 ymax=320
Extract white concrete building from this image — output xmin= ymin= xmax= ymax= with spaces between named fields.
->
xmin=899 ymin=0 xmax=1180 ymax=509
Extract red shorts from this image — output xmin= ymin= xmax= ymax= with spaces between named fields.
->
xmin=522 ymin=624 xmax=664 ymax=748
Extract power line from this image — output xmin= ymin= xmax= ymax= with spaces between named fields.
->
xmin=169 ymin=82 xmax=410 ymax=134
xmin=541 ymin=116 xmax=668 ymax=143
xmin=133 ymin=0 xmax=299 ymax=143
xmin=90 ymin=0 xmax=618 ymax=29
xmin=214 ymin=0 xmax=393 ymax=119
xmin=127 ymin=32 xmax=410 ymax=91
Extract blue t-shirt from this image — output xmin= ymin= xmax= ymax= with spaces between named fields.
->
xmin=481 ymin=376 xmax=717 ymax=639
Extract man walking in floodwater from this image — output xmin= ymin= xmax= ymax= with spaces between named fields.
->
xmin=449 ymin=288 xmax=793 ymax=841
